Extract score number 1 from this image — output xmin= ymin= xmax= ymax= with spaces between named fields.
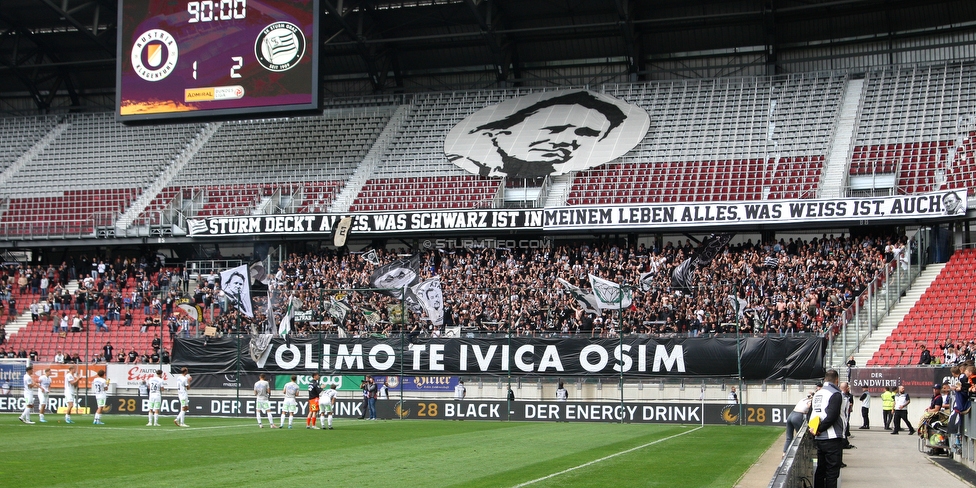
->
xmin=191 ymin=57 xmax=243 ymax=79
xmin=188 ymin=0 xmax=246 ymax=23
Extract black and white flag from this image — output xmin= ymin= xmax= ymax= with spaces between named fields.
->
xmin=369 ymin=255 xmax=421 ymax=299
xmin=411 ymin=276 xmax=445 ymax=326
xmin=671 ymin=233 xmax=734 ymax=293
xmin=333 ymin=216 xmax=353 ymax=247
xmin=220 ymin=264 xmax=253 ymax=318
xmin=727 ymin=295 xmax=749 ymax=320
xmin=588 ymin=274 xmax=633 ymax=310
xmin=327 ymin=295 xmax=351 ymax=324
xmin=361 ymin=249 xmax=380 ymax=266
xmin=556 ymin=278 xmax=600 ymax=314
xmin=638 ymin=271 xmax=656 ymax=292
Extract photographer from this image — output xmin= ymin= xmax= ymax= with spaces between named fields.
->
xmin=358 ymin=377 xmax=369 ymax=420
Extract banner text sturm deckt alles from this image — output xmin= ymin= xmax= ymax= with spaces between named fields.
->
xmin=173 ymin=336 xmax=823 ymax=380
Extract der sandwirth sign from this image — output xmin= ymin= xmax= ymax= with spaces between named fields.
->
xmin=185 ymin=190 xmax=967 ymax=237
xmin=173 ymin=336 xmax=824 ymax=380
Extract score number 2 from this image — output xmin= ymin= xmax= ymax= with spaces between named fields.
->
xmin=188 ymin=0 xmax=246 ymax=23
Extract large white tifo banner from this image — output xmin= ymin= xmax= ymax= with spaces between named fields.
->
xmin=186 ymin=189 xmax=968 ymax=237
xmin=107 ymin=364 xmax=177 ymax=389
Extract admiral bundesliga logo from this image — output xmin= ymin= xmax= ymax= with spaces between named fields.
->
xmin=131 ymin=29 xmax=179 ymax=82
xmin=255 ymin=22 xmax=306 ymax=72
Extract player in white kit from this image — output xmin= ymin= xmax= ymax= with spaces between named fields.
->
xmin=63 ymin=366 xmax=79 ymax=423
xmin=19 ymin=365 xmax=36 ymax=424
xmin=174 ymin=367 xmax=191 ymax=427
xmin=91 ymin=370 xmax=108 ymax=425
xmin=37 ymin=368 xmax=51 ymax=422
xmin=280 ymin=375 xmax=300 ymax=429
xmin=147 ymin=370 xmax=165 ymax=426
xmin=254 ymin=373 xmax=276 ymax=428
xmin=319 ymin=383 xmax=337 ymax=430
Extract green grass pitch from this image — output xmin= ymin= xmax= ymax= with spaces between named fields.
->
xmin=0 ymin=415 xmax=780 ymax=487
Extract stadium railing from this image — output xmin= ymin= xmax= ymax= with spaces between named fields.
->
xmin=958 ymin=410 xmax=976 ymax=471
xmin=826 ymin=230 xmax=929 ymax=368
xmin=767 ymin=428 xmax=815 ymax=488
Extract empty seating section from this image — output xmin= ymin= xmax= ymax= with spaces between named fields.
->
xmin=133 ymin=187 xmax=183 ymax=226
xmin=869 ymin=249 xmax=976 ymax=366
xmin=5 ymin=62 xmax=976 ymax=233
xmin=298 ymin=181 xmax=345 ymax=213
xmin=567 ymin=157 xmax=824 ymax=204
xmin=0 ymin=116 xmax=60 ymax=173
xmin=193 ymin=184 xmax=264 ymax=217
xmin=852 ymin=62 xmax=976 ymax=195
xmin=170 ymin=108 xmax=393 ymax=216
xmin=570 ymin=73 xmax=843 ymax=204
xmin=4 ymin=323 xmax=174 ymax=363
xmin=0 ymin=189 xmax=140 ymax=236
xmin=349 ymin=176 xmax=500 ymax=212
xmin=2 ymin=113 xmax=201 ymax=195
xmin=0 ymin=113 xmax=199 ymax=235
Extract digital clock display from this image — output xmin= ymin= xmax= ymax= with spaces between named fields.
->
xmin=117 ymin=0 xmax=318 ymax=122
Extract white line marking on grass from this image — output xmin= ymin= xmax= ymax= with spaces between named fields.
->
xmin=20 ymin=423 xmax=254 ymax=432
xmin=513 ymin=425 xmax=704 ymax=487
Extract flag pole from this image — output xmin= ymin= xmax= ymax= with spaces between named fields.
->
xmin=618 ymin=285 xmax=624 ymax=424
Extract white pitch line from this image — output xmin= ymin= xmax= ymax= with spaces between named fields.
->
xmin=10 ymin=422 xmax=254 ymax=432
xmin=512 ymin=425 xmax=704 ymax=488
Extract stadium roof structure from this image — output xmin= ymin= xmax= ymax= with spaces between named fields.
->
xmin=1 ymin=0 xmax=976 ymax=114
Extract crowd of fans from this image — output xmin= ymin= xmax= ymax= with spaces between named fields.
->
xmin=201 ymin=233 xmax=907 ymax=341
xmin=939 ymin=339 xmax=976 ymax=366
xmin=0 ymin=233 xmax=927 ymax=354
xmin=0 ymin=253 xmax=172 ymax=363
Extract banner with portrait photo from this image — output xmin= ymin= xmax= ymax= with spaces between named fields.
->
xmin=411 ymin=276 xmax=445 ymax=326
xmin=444 ymin=90 xmax=650 ymax=179
xmin=219 ymin=264 xmax=253 ymax=318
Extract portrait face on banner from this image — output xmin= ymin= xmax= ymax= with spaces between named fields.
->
xmin=445 ymin=90 xmax=650 ymax=179
xmin=943 ymin=191 xmax=965 ymax=215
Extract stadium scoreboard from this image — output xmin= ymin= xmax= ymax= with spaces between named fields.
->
xmin=117 ymin=0 xmax=319 ymax=122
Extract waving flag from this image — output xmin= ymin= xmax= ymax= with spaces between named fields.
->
xmin=278 ymin=295 xmax=298 ymax=338
xmin=370 ymin=255 xmax=421 ymax=299
xmin=333 ymin=216 xmax=353 ymax=247
xmin=671 ymin=233 xmax=734 ymax=294
xmin=362 ymin=307 xmax=381 ymax=326
xmin=556 ymin=278 xmax=600 ymax=314
xmin=412 ymin=276 xmax=445 ymax=326
xmin=361 ymin=249 xmax=381 ymax=265
xmin=220 ymin=264 xmax=253 ymax=317
xmin=587 ymin=274 xmax=633 ymax=310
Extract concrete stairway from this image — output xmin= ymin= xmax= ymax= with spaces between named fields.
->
xmin=849 ymin=263 xmax=946 ymax=367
